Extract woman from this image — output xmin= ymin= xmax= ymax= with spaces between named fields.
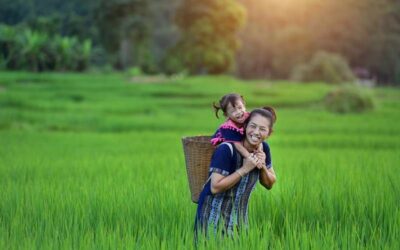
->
xmin=195 ymin=107 xmax=277 ymax=238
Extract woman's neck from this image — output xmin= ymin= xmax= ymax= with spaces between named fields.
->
xmin=242 ymin=140 xmax=258 ymax=153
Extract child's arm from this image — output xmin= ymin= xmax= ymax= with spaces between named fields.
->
xmin=254 ymin=143 xmax=265 ymax=169
xmin=233 ymin=142 xmax=251 ymax=159
xmin=234 ymin=142 xmax=265 ymax=169
xmin=258 ymin=143 xmax=263 ymax=153
xmin=258 ymin=143 xmax=276 ymax=189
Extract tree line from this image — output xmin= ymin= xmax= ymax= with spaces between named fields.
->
xmin=0 ymin=0 xmax=399 ymax=85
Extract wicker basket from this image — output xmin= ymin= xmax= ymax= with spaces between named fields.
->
xmin=182 ymin=136 xmax=215 ymax=203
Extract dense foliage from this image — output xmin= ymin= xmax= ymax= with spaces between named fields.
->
xmin=1 ymin=0 xmax=400 ymax=84
xmin=0 ymin=24 xmax=92 ymax=71
xmin=291 ymin=51 xmax=356 ymax=84
xmin=172 ymin=0 xmax=246 ymax=74
xmin=237 ymin=0 xmax=400 ymax=84
xmin=324 ymin=86 xmax=376 ymax=113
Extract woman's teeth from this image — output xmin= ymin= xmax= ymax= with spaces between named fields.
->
xmin=250 ymin=135 xmax=260 ymax=141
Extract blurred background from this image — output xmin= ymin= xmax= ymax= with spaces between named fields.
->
xmin=1 ymin=0 xmax=400 ymax=85
xmin=1 ymin=1 xmax=400 ymax=248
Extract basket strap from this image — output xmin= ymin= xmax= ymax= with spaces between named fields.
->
xmin=203 ymin=142 xmax=234 ymax=188
xmin=220 ymin=142 xmax=234 ymax=157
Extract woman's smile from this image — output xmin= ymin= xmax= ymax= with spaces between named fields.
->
xmin=248 ymin=133 xmax=261 ymax=143
xmin=245 ymin=114 xmax=270 ymax=146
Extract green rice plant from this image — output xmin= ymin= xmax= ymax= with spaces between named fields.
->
xmin=0 ymin=72 xmax=399 ymax=249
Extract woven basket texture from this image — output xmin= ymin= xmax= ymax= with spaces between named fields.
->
xmin=182 ymin=136 xmax=215 ymax=203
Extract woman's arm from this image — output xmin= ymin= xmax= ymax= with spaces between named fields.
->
xmin=210 ymin=157 xmax=257 ymax=194
xmin=259 ymin=166 xmax=276 ymax=190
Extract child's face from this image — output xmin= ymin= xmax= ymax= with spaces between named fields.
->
xmin=226 ymin=100 xmax=246 ymax=124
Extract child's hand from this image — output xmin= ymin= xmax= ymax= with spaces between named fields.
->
xmin=247 ymin=153 xmax=263 ymax=169
xmin=254 ymin=151 xmax=266 ymax=169
xmin=242 ymin=155 xmax=258 ymax=173
xmin=255 ymin=161 xmax=264 ymax=169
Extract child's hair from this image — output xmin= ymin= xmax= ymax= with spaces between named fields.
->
xmin=213 ymin=93 xmax=245 ymax=118
xmin=245 ymin=106 xmax=277 ymax=135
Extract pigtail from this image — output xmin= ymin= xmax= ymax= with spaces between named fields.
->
xmin=240 ymin=95 xmax=246 ymax=106
xmin=213 ymin=102 xmax=222 ymax=118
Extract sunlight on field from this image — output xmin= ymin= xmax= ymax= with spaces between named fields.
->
xmin=0 ymin=73 xmax=399 ymax=249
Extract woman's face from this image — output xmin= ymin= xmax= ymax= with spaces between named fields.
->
xmin=245 ymin=114 xmax=271 ymax=146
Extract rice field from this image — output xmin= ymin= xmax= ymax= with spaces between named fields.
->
xmin=0 ymin=72 xmax=399 ymax=249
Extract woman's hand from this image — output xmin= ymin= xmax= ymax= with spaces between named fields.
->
xmin=211 ymin=155 xmax=258 ymax=194
xmin=241 ymin=155 xmax=258 ymax=174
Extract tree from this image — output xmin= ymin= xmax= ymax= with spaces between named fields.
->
xmin=271 ymin=26 xmax=314 ymax=78
xmin=237 ymin=0 xmax=400 ymax=84
xmin=173 ymin=0 xmax=246 ymax=74
xmin=95 ymin=0 xmax=153 ymax=70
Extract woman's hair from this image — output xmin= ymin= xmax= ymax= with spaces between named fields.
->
xmin=245 ymin=106 xmax=277 ymax=135
xmin=213 ymin=93 xmax=245 ymax=118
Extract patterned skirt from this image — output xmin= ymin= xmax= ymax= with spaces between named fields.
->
xmin=194 ymin=158 xmax=259 ymax=238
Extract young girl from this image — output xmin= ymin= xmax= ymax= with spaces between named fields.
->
xmin=211 ymin=93 xmax=272 ymax=162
